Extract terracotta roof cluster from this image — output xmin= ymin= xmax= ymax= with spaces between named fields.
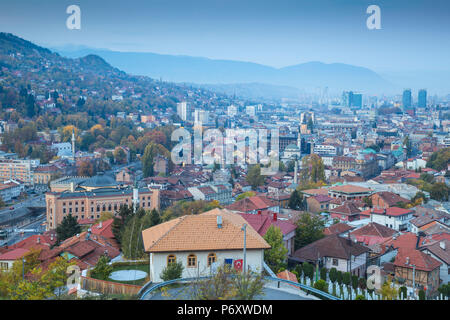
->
xmin=0 ymin=248 xmax=29 ymax=261
xmin=142 ymin=208 xmax=271 ymax=253
xmin=420 ymin=239 xmax=450 ymax=265
xmin=350 ymin=222 xmax=397 ymax=246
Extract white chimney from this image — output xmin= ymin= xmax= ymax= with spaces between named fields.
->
xmin=405 ymin=257 xmax=410 ymax=265
xmin=98 ymin=221 xmax=102 ymax=229
xmin=217 ymin=215 xmax=223 ymax=229
xmin=440 ymin=241 xmax=446 ymax=250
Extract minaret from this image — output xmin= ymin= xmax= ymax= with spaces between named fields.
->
xmin=71 ymin=129 xmax=76 ymax=160
xmin=132 ymin=178 xmax=139 ymax=214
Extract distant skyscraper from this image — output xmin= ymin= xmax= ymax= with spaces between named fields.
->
xmin=177 ymin=101 xmax=190 ymax=121
xmin=402 ymin=89 xmax=412 ymax=110
xmin=352 ymin=93 xmax=362 ymax=108
xmin=227 ymin=104 xmax=238 ymax=117
xmin=418 ymin=89 xmax=427 ymax=108
xmin=342 ymin=91 xmax=362 ymax=108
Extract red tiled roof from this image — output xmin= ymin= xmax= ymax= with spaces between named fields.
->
xmin=238 ymin=212 xmax=297 ymax=237
xmin=324 ymin=223 xmax=354 ymax=236
xmin=91 ymin=218 xmax=115 ymax=239
xmin=394 ymin=248 xmax=442 ymax=272
xmin=0 ymin=248 xmax=29 ymax=261
xmin=330 ymin=202 xmax=361 ymax=216
xmin=226 ymin=195 xmax=277 ymax=212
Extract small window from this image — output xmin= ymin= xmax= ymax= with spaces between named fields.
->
xmin=167 ymin=255 xmax=176 ymax=265
xmin=207 ymin=253 xmax=217 ymax=266
xmin=332 ymin=258 xmax=338 ymax=266
xmin=187 ymin=254 xmax=197 ymax=268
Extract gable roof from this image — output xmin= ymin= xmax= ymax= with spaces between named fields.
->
xmin=420 ymin=239 xmax=450 ymax=264
xmin=292 ymin=234 xmax=370 ymax=261
xmin=330 ymin=201 xmax=361 ymax=216
xmin=372 ymin=191 xmax=410 ymax=206
xmin=329 ymin=185 xmax=372 ymax=194
xmin=351 ymin=222 xmax=397 ymax=238
xmin=0 ymin=248 xmax=29 ymax=261
xmin=238 ymin=212 xmax=297 ymax=237
xmin=323 ymin=223 xmax=355 ymax=236
xmin=226 ymin=195 xmax=277 ymax=212
xmin=142 ymin=208 xmax=270 ymax=253
xmin=394 ymin=248 xmax=442 ymax=272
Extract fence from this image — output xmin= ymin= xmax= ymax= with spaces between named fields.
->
xmin=80 ymin=276 xmax=142 ymax=296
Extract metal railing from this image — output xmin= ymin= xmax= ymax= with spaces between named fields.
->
xmin=138 ymin=275 xmax=341 ymax=300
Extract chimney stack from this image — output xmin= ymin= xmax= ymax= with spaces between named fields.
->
xmin=405 ymin=257 xmax=410 ymax=265
xmin=257 ymin=210 xmax=262 ymax=215
xmin=217 ymin=215 xmax=223 ymax=229
xmin=440 ymin=241 xmax=446 ymax=250
xmin=273 ymin=212 xmax=277 ymax=222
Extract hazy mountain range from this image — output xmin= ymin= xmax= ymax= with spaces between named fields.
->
xmin=53 ymin=46 xmax=404 ymax=99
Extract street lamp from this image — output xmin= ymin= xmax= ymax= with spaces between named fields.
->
xmin=22 ymin=257 xmax=26 ymax=280
xmin=241 ymin=223 xmax=247 ymax=275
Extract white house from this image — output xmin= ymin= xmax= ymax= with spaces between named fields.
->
xmin=0 ymin=180 xmax=23 ymax=202
xmin=292 ymin=234 xmax=370 ymax=278
xmin=141 ymin=208 xmax=270 ymax=283
xmin=370 ymin=207 xmax=414 ymax=232
xmin=0 ymin=248 xmax=29 ymax=271
xmin=406 ymin=158 xmax=427 ymax=171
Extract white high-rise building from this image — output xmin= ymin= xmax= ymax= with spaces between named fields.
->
xmin=227 ymin=104 xmax=238 ymax=117
xmin=177 ymin=102 xmax=190 ymax=121
xmin=245 ymin=105 xmax=256 ymax=117
xmin=194 ymin=109 xmax=209 ymax=124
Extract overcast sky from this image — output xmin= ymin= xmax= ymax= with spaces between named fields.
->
xmin=0 ymin=0 xmax=449 ymax=73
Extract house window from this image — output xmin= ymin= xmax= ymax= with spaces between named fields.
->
xmin=332 ymin=258 xmax=338 ymax=266
xmin=207 ymin=253 xmax=217 ymax=266
xmin=187 ymin=254 xmax=197 ymax=268
xmin=167 ymin=255 xmax=176 ymax=265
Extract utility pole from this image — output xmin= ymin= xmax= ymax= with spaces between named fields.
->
xmin=242 ymin=223 xmax=247 ymax=274
xmin=412 ymin=264 xmax=416 ymax=300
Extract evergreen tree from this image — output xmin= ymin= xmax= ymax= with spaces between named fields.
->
xmin=56 ymin=214 xmax=81 ymax=243
xmin=288 ymin=190 xmax=303 ymax=210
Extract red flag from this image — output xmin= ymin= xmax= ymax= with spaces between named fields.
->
xmin=234 ymin=259 xmax=243 ymax=271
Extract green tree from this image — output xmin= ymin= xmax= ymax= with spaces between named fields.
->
xmin=336 ymin=271 xmax=343 ymax=285
xmin=294 ymin=213 xmax=325 ymax=249
xmin=329 ymin=267 xmax=338 ymax=283
xmin=380 ymin=278 xmax=398 ymax=300
xmin=112 ymin=204 xmax=133 ymax=244
xmin=288 ymin=190 xmax=303 ymax=210
xmin=141 ymin=142 xmax=170 ymax=177
xmin=355 ymin=294 xmax=366 ymax=300
xmin=121 ymin=208 xmax=154 ymax=259
xmin=236 ymin=191 xmax=256 ymax=201
xmin=426 ymin=148 xmax=450 ymax=171
xmin=90 ymin=255 xmax=113 ymax=281
xmin=263 ymin=226 xmax=288 ymax=272
xmin=300 ymin=154 xmax=325 ymax=183
xmin=342 ymin=272 xmax=351 ymax=287
xmin=418 ymin=289 xmax=426 ymax=300
xmin=302 ymin=262 xmax=314 ymax=281
xmin=430 ymin=182 xmax=449 ymax=201
xmin=246 ymin=164 xmax=265 ymax=190
xmin=56 ymin=214 xmax=81 ymax=243
xmin=160 ymin=261 xmax=184 ymax=282
xmin=320 ymin=268 xmax=327 ymax=281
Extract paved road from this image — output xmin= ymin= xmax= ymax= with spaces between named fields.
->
xmin=0 ymin=215 xmax=46 ymax=246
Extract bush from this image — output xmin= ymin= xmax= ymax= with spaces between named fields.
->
xmin=294 ymin=264 xmax=303 ymax=280
xmin=418 ymin=289 xmax=426 ymax=300
xmin=355 ymin=294 xmax=366 ymax=300
xmin=303 ymin=262 xmax=314 ymax=280
xmin=160 ymin=261 xmax=184 ymax=282
xmin=313 ymin=279 xmax=328 ymax=293
xmin=90 ymin=255 xmax=113 ymax=280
